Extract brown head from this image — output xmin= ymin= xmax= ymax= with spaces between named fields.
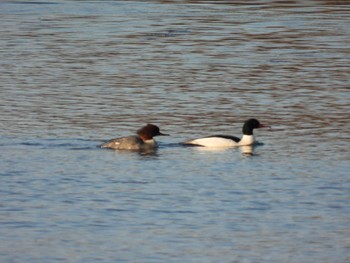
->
xmin=136 ymin=124 xmax=169 ymax=141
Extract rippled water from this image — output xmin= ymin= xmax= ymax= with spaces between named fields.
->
xmin=1 ymin=1 xmax=350 ymax=262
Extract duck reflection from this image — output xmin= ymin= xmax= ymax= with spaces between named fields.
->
xmin=240 ymin=145 xmax=254 ymax=156
xmin=111 ymin=147 xmax=159 ymax=157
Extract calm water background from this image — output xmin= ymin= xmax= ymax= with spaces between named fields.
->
xmin=1 ymin=0 xmax=350 ymax=262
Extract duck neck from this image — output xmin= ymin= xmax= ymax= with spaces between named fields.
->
xmin=242 ymin=125 xmax=254 ymax=135
xmin=139 ymin=134 xmax=153 ymax=141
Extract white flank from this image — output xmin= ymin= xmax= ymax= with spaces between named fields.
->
xmin=186 ymin=135 xmax=255 ymax=147
xmin=187 ymin=137 xmax=238 ymax=147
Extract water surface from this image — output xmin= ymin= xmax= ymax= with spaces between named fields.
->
xmin=0 ymin=0 xmax=349 ymax=262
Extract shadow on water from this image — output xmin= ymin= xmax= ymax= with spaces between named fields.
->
xmin=180 ymin=142 xmax=264 ymax=157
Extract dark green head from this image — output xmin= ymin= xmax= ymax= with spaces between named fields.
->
xmin=242 ymin=119 xmax=269 ymax=135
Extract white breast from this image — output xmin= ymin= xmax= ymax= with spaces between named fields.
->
xmin=143 ymin=139 xmax=157 ymax=147
xmin=238 ymin=135 xmax=255 ymax=146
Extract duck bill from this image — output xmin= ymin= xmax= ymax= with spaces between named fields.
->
xmin=158 ymin=132 xmax=170 ymax=136
xmin=259 ymin=124 xmax=271 ymax=129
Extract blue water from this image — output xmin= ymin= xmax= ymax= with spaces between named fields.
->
xmin=1 ymin=1 xmax=350 ymax=262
